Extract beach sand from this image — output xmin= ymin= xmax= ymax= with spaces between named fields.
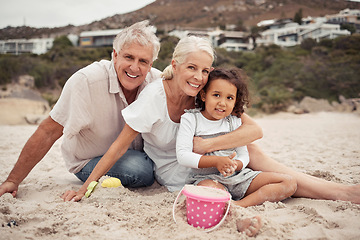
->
xmin=1 ymin=112 xmax=359 ymax=239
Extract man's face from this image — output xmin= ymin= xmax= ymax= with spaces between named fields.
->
xmin=113 ymin=42 xmax=153 ymax=92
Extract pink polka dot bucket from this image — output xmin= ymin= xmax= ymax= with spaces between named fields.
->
xmin=173 ymin=185 xmax=231 ymax=232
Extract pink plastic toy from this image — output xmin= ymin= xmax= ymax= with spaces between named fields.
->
xmin=173 ymin=184 xmax=231 ymax=232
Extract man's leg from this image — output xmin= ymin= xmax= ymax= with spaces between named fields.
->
xmin=75 ymin=149 xmax=154 ymax=187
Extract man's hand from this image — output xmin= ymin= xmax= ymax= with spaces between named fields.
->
xmin=0 ymin=181 xmax=19 ymax=198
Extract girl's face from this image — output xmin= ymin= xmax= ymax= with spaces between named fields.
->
xmin=172 ymin=51 xmax=213 ymax=97
xmin=200 ymin=78 xmax=237 ymax=121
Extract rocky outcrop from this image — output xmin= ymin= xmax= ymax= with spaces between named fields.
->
xmin=287 ymin=96 xmax=360 ymax=115
xmin=0 ymin=75 xmax=50 ymax=125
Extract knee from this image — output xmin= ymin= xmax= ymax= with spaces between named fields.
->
xmin=197 ymin=179 xmax=227 ymax=192
xmin=110 ymin=150 xmax=154 ymax=187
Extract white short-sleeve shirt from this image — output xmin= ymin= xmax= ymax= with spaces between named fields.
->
xmin=122 ymin=79 xmax=190 ymax=191
xmin=50 ymin=59 xmax=161 ymax=173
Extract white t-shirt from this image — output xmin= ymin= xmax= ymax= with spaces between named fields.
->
xmin=176 ymin=110 xmax=249 ymax=170
xmin=50 ymin=59 xmax=161 ymax=173
xmin=122 ymin=79 xmax=190 ymax=191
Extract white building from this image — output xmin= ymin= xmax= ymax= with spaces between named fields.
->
xmin=257 ymin=22 xmax=300 ymax=47
xmin=298 ymin=22 xmax=351 ymax=42
xmin=0 ymin=38 xmax=53 ymax=55
xmin=326 ymin=8 xmax=360 ymax=25
xmin=168 ymin=27 xmax=253 ymax=52
xmin=257 ymin=17 xmax=351 ymax=47
xmin=326 ymin=8 xmax=360 ymax=33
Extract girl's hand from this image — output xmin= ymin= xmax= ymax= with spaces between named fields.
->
xmin=61 ymin=190 xmax=85 ymax=202
xmin=216 ymin=152 xmax=237 ymax=177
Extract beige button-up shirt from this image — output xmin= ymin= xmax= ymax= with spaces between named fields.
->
xmin=50 ymin=59 xmax=161 ymax=173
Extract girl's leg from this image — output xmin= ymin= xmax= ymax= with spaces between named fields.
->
xmin=197 ymin=179 xmax=227 ymax=191
xmin=247 ymin=143 xmax=360 ymax=203
xmin=233 ymin=172 xmax=297 ymax=207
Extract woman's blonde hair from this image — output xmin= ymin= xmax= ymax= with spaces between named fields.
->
xmin=113 ymin=20 xmax=160 ymax=62
xmin=162 ymin=36 xmax=215 ymax=80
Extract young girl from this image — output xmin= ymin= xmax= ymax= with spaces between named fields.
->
xmin=176 ymin=68 xmax=297 ymax=207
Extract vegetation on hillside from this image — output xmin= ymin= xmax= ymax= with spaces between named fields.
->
xmin=0 ymin=34 xmax=359 ymax=113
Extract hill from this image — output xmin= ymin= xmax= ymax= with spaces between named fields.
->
xmin=0 ymin=0 xmax=357 ymax=40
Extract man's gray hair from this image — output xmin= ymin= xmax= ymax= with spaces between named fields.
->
xmin=113 ymin=20 xmax=160 ymax=62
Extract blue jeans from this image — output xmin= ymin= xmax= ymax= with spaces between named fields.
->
xmin=75 ymin=149 xmax=154 ymax=188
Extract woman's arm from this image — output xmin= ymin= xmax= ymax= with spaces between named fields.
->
xmin=192 ymin=113 xmax=263 ymax=155
xmin=61 ymin=124 xmax=139 ymax=201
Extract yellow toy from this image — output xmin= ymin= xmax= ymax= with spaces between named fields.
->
xmin=101 ymin=177 xmax=122 ymax=188
xmin=85 ymin=181 xmax=98 ymax=198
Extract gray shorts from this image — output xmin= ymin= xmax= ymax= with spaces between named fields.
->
xmin=186 ymin=168 xmax=261 ymax=201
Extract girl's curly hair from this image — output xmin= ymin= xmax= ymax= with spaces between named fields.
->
xmin=196 ymin=68 xmax=250 ymax=117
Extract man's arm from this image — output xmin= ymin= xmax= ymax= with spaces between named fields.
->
xmin=0 ymin=116 xmax=63 ymax=197
xmin=193 ymin=113 xmax=263 ymax=155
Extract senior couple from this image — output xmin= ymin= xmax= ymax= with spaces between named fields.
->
xmin=1 ymin=21 xmax=359 ymax=208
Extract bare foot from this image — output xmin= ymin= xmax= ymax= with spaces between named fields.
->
xmin=236 ymin=216 xmax=262 ymax=237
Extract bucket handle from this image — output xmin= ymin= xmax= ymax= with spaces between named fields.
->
xmin=172 ymin=185 xmax=231 ymax=233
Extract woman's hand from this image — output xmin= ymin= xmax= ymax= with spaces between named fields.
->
xmin=193 ymin=136 xmax=211 ymax=155
xmin=216 ymin=152 xmax=237 ymax=177
xmin=61 ymin=189 xmax=85 ymax=202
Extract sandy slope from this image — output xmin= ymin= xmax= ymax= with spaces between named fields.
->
xmin=0 ymin=112 xmax=359 ymax=240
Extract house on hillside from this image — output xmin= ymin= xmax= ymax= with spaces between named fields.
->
xmin=79 ymin=26 xmax=157 ymax=47
xmin=298 ymin=22 xmax=351 ymax=42
xmin=256 ymin=14 xmax=351 ymax=47
xmin=168 ymin=27 xmax=253 ymax=52
xmin=216 ymin=31 xmax=253 ymax=51
xmin=0 ymin=38 xmax=53 ymax=55
xmin=326 ymin=8 xmax=360 ymax=33
xmin=79 ymin=29 xmax=123 ymax=47
xmin=257 ymin=22 xmax=300 ymax=47
xmin=168 ymin=28 xmax=212 ymax=40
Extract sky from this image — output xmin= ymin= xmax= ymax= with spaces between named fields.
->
xmin=0 ymin=0 xmax=156 ymax=29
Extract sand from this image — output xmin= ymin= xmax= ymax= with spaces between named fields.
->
xmin=0 ymin=112 xmax=359 ymax=239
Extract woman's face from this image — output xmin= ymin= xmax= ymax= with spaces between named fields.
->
xmin=173 ymin=51 xmax=213 ymax=97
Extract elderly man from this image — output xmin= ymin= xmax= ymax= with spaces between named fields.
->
xmin=0 ymin=20 xmax=161 ymax=198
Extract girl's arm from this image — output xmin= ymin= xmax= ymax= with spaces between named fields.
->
xmin=176 ymin=113 xmax=237 ymax=176
xmin=176 ymin=113 xmax=202 ymax=169
xmin=61 ymin=124 xmax=139 ymax=201
xmin=234 ymin=146 xmax=249 ymax=171
xmin=198 ymin=153 xmax=238 ymax=176
xmin=193 ymin=113 xmax=263 ymax=155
